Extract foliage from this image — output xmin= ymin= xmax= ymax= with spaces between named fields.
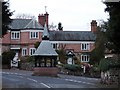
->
xmin=56 ymin=49 xmax=67 ymax=64
xmin=99 ymin=57 xmax=120 ymax=72
xmin=58 ymin=22 xmax=63 ymax=31
xmin=90 ymin=24 xmax=107 ymax=65
xmin=2 ymin=0 xmax=13 ymax=37
xmin=34 ymin=41 xmax=41 ymax=49
xmin=73 ymin=56 xmax=81 ymax=65
xmin=90 ymin=63 xmax=100 ymax=72
xmin=89 ymin=64 xmax=101 ymax=78
xmin=15 ymin=13 xmax=35 ymax=19
xmin=104 ymin=2 xmax=120 ymax=53
xmin=64 ymin=64 xmax=82 ymax=72
xmin=26 ymin=56 xmax=34 ymax=62
xmin=49 ymin=22 xmax=57 ymax=31
xmin=98 ymin=57 xmax=118 ymax=72
xmin=99 ymin=58 xmax=110 ymax=72
xmin=108 ymin=57 xmax=120 ymax=69
xmin=2 ymin=50 xmax=15 ymax=65
xmin=20 ymin=56 xmax=34 ymax=63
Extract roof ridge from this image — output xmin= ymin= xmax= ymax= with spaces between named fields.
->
xmin=24 ymin=19 xmax=34 ymax=28
xmin=49 ymin=31 xmax=91 ymax=32
xmin=12 ymin=18 xmax=32 ymax=20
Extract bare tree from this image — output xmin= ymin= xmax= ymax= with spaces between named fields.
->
xmin=60 ymin=43 xmax=66 ymax=50
xmin=49 ymin=22 xmax=57 ymax=31
xmin=15 ymin=13 xmax=35 ymax=19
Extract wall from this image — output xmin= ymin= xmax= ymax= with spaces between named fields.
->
xmin=58 ymin=43 xmax=95 ymax=53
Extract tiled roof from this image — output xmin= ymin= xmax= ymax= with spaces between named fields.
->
xmin=9 ymin=19 xmax=44 ymax=30
xmin=33 ymin=22 xmax=58 ymax=56
xmin=33 ymin=40 xmax=58 ymax=56
xmin=49 ymin=31 xmax=96 ymax=41
xmin=42 ymin=23 xmax=49 ymax=39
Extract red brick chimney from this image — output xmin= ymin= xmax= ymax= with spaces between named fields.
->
xmin=38 ymin=12 xmax=49 ymax=27
xmin=91 ymin=20 xmax=97 ymax=33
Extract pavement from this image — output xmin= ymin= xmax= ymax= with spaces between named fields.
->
xmin=1 ymin=69 xmax=119 ymax=88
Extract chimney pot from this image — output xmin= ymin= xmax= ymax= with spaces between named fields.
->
xmin=38 ymin=13 xmax=49 ymax=27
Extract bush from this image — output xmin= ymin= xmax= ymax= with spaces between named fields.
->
xmin=89 ymin=65 xmax=100 ymax=78
xmin=99 ymin=57 xmax=120 ymax=72
xmin=26 ymin=56 xmax=34 ymax=62
xmin=64 ymin=64 xmax=82 ymax=72
xmin=20 ymin=56 xmax=34 ymax=63
xmin=56 ymin=50 xmax=67 ymax=64
xmin=20 ymin=56 xmax=34 ymax=70
xmin=99 ymin=58 xmax=108 ymax=72
xmin=2 ymin=50 xmax=15 ymax=67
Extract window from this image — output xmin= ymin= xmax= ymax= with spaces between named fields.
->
xmin=81 ymin=54 xmax=90 ymax=62
xmin=22 ymin=48 xmax=27 ymax=56
xmin=30 ymin=32 xmax=39 ymax=39
xmin=11 ymin=31 xmax=20 ymax=39
xmin=53 ymin=43 xmax=58 ymax=50
xmin=81 ymin=43 xmax=90 ymax=50
xmin=29 ymin=48 xmax=36 ymax=55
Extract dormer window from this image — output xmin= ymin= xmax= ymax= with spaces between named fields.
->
xmin=11 ymin=31 xmax=20 ymax=39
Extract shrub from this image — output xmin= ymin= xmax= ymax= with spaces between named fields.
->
xmin=98 ymin=57 xmax=120 ymax=72
xmin=2 ymin=50 xmax=15 ymax=66
xmin=56 ymin=50 xmax=67 ymax=64
xmin=64 ymin=64 xmax=82 ymax=72
xmin=26 ymin=56 xmax=34 ymax=62
xmin=99 ymin=58 xmax=110 ymax=72
xmin=20 ymin=56 xmax=34 ymax=63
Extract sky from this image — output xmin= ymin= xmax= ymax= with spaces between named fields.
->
xmin=8 ymin=0 xmax=109 ymax=31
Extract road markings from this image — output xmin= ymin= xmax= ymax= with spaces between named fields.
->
xmin=40 ymin=83 xmax=51 ymax=88
xmin=27 ymin=78 xmax=38 ymax=83
xmin=65 ymin=79 xmax=95 ymax=85
xmin=2 ymin=72 xmax=26 ymax=76
xmin=2 ymin=72 xmax=10 ymax=74
xmin=80 ymin=77 xmax=99 ymax=81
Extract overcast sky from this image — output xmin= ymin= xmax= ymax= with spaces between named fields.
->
xmin=9 ymin=0 xmax=109 ymax=31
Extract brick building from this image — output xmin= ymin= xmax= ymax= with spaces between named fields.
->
xmin=1 ymin=12 xmax=97 ymax=65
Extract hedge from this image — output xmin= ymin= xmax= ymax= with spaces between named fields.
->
xmin=64 ymin=64 xmax=82 ymax=71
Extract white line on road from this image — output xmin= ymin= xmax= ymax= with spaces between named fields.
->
xmin=65 ymin=79 xmax=95 ymax=85
xmin=2 ymin=72 xmax=10 ymax=74
xmin=18 ymin=76 xmax=24 ymax=78
xmin=40 ymin=83 xmax=51 ymax=88
xmin=80 ymin=77 xmax=99 ymax=81
xmin=2 ymin=72 xmax=26 ymax=76
xmin=23 ymin=77 xmax=51 ymax=88
xmin=27 ymin=78 xmax=38 ymax=83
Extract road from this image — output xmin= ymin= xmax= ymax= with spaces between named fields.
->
xmin=1 ymin=69 xmax=109 ymax=89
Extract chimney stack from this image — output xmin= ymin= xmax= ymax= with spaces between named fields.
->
xmin=38 ymin=12 xmax=49 ymax=27
xmin=91 ymin=20 xmax=97 ymax=33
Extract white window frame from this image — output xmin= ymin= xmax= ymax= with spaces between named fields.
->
xmin=52 ymin=43 xmax=58 ymax=50
xmin=30 ymin=31 xmax=39 ymax=39
xmin=29 ymin=48 xmax=36 ymax=56
xmin=81 ymin=54 xmax=90 ymax=62
xmin=22 ymin=48 xmax=27 ymax=56
xmin=81 ymin=43 xmax=90 ymax=50
xmin=11 ymin=31 xmax=20 ymax=39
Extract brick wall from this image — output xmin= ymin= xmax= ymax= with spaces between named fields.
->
xmin=59 ymin=43 xmax=95 ymax=53
xmin=33 ymin=67 xmax=59 ymax=76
